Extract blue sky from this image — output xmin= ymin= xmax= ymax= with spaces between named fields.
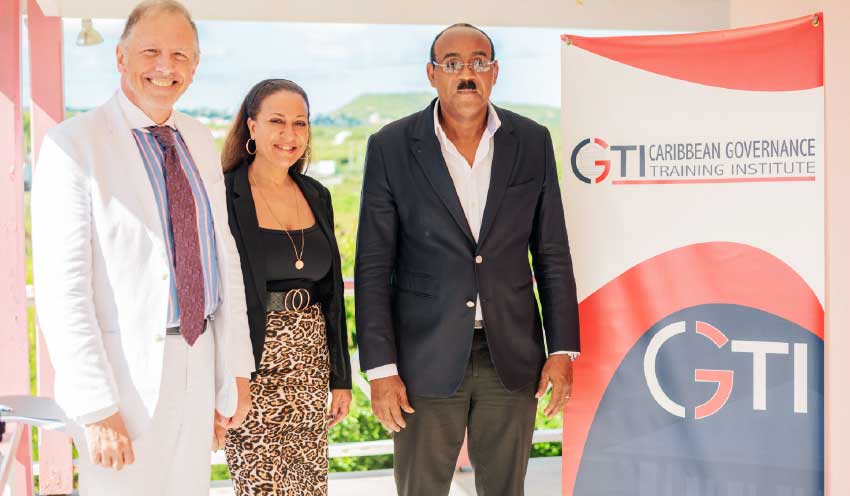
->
xmin=22 ymin=19 xmax=632 ymax=114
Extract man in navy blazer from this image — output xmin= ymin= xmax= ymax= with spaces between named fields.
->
xmin=355 ymin=23 xmax=581 ymax=496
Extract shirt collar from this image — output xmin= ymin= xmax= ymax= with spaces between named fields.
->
xmin=433 ymin=98 xmax=501 ymax=143
xmin=116 ymin=88 xmax=177 ymax=131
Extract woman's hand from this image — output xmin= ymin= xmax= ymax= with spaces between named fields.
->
xmin=327 ymin=389 xmax=352 ymax=428
xmin=230 ymin=377 xmax=253 ymax=427
xmin=216 ymin=377 xmax=252 ymax=430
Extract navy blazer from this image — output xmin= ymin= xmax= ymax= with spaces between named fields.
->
xmin=225 ymin=162 xmax=351 ymax=389
xmin=355 ymin=99 xmax=580 ymax=397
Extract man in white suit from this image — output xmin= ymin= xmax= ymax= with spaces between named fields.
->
xmin=30 ymin=1 xmax=255 ymax=494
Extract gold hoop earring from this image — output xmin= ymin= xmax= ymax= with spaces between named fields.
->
xmin=245 ymin=138 xmax=256 ymax=155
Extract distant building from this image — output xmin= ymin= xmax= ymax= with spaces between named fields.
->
xmin=333 ymin=131 xmax=352 ymax=145
xmin=310 ymin=160 xmax=337 ymax=177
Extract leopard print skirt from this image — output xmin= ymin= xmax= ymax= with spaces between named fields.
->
xmin=225 ymin=303 xmax=330 ymax=495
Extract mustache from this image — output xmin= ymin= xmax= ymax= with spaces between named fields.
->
xmin=456 ymin=79 xmax=477 ymax=91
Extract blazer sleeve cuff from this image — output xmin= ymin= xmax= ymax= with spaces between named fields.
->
xmin=330 ymin=374 xmax=353 ymax=390
xmin=550 ymin=351 xmax=580 ymax=361
xmin=233 ymin=352 xmax=256 ymax=379
xmin=74 ymin=404 xmax=120 ymax=426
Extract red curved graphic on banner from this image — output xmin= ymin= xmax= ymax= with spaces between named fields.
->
xmin=562 ymin=241 xmax=823 ymax=494
xmin=562 ymin=14 xmax=824 ymax=91
xmin=696 ymin=321 xmax=729 ymax=348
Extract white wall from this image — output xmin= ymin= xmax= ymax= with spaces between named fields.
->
xmin=732 ymin=3 xmax=849 ymax=496
xmin=731 ymin=0 xmax=823 ymax=23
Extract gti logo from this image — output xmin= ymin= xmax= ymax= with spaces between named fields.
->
xmin=570 ymin=138 xmax=610 ymax=184
xmin=570 ymin=138 xmax=646 ymax=184
xmin=644 ymin=320 xmax=808 ymax=419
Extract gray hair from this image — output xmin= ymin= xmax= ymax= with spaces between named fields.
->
xmin=120 ymin=0 xmax=199 ymax=54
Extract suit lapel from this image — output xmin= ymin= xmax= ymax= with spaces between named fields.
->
xmin=291 ymin=171 xmax=333 ymax=245
xmin=232 ymin=164 xmax=267 ymax=304
xmin=410 ymin=101 xmax=476 ymax=246
xmin=104 ymin=94 xmax=165 ymax=246
xmin=479 ymin=107 xmax=518 ymax=246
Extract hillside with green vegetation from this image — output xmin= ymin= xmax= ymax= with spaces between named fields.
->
xmin=327 ymin=91 xmax=561 ymax=129
xmin=330 ymin=92 xmax=435 ymax=123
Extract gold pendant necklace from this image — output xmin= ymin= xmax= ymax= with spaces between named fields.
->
xmin=250 ymin=171 xmax=306 ymax=270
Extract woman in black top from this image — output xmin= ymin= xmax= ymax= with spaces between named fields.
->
xmin=218 ymin=79 xmax=352 ymax=495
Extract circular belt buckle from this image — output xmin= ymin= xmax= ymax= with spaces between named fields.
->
xmin=284 ymin=288 xmax=311 ymax=312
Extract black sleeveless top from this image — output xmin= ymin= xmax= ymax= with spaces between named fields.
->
xmin=262 ymin=223 xmax=331 ymax=292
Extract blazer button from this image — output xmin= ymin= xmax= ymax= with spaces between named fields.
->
xmin=466 ymin=300 xmax=475 ymax=308
xmin=475 ymin=255 xmax=483 ymax=264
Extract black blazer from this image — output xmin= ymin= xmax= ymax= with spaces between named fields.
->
xmin=225 ymin=162 xmax=351 ymax=389
xmin=355 ymin=99 xmax=580 ymax=397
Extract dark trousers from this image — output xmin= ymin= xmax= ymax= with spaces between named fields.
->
xmin=393 ymin=331 xmax=538 ymax=496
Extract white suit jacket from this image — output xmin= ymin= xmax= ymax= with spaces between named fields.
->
xmin=31 ymin=91 xmax=255 ymax=438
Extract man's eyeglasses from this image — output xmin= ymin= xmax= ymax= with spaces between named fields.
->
xmin=430 ymin=57 xmax=496 ymax=74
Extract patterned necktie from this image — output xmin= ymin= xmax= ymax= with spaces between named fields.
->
xmin=148 ymin=126 xmax=205 ymax=346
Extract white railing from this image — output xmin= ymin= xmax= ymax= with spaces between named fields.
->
xmin=32 ymin=429 xmax=563 ymax=475
xmin=28 ymin=350 xmax=562 ymax=474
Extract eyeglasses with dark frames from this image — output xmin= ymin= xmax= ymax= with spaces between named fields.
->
xmin=430 ymin=57 xmax=496 ymax=74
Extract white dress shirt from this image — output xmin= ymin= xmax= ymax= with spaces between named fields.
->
xmin=365 ymin=101 xmax=576 ymax=381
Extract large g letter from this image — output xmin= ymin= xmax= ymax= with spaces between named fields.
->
xmin=644 ymin=321 xmax=733 ymax=419
xmin=644 ymin=321 xmax=686 ymax=418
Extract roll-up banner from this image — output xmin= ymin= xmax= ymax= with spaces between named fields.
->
xmin=560 ymin=14 xmax=824 ymax=495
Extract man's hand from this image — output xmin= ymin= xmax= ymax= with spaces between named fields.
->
xmin=84 ymin=412 xmax=135 ymax=471
xmin=211 ymin=414 xmax=226 ymax=452
xmin=369 ymin=375 xmax=415 ymax=432
xmin=536 ymin=354 xmax=574 ymax=418
xmin=327 ymin=389 xmax=353 ymax=428
xmin=216 ymin=377 xmax=252 ymax=429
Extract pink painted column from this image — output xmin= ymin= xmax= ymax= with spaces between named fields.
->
xmin=821 ymin=4 xmax=850 ymax=495
xmin=0 ymin=0 xmax=34 ymax=495
xmin=26 ymin=2 xmax=74 ymax=493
